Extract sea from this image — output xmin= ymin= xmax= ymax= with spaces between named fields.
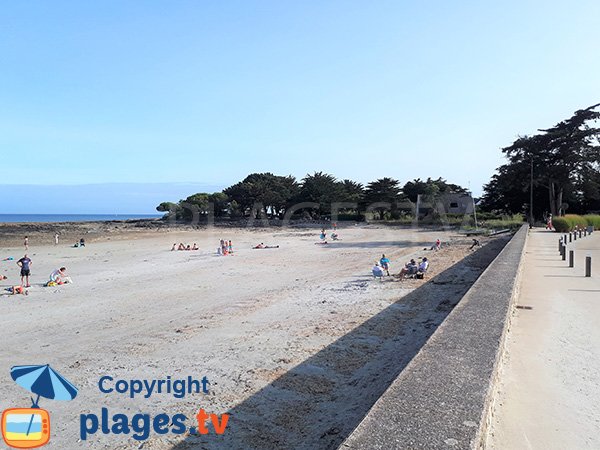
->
xmin=0 ymin=214 xmax=163 ymax=223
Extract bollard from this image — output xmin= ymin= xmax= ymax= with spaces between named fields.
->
xmin=574 ymin=232 xmax=577 ymax=241
xmin=569 ymin=250 xmax=574 ymax=268
xmin=579 ymin=230 xmax=582 ymax=238
xmin=564 ymin=234 xmax=568 ymax=243
xmin=559 ymin=238 xmax=563 ymax=252
xmin=569 ymin=233 xmax=572 ymax=243
xmin=560 ymin=244 xmax=565 ymax=257
xmin=562 ymin=246 xmax=567 ymax=260
xmin=585 ymin=256 xmax=592 ymax=277
xmin=584 ymin=229 xmax=588 ymax=237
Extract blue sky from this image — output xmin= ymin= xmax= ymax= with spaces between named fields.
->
xmin=1 ymin=1 xmax=599 ymax=213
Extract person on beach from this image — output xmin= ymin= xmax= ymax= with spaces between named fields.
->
xmin=79 ymin=238 xmax=86 ymax=247
xmin=55 ymin=233 xmax=59 ymax=245
xmin=178 ymin=243 xmax=185 ymax=251
xmin=171 ymin=243 xmax=177 ymax=251
xmin=398 ymin=259 xmax=418 ymax=279
xmin=0 ymin=275 xmax=7 ymax=281
xmin=469 ymin=239 xmax=481 ymax=250
xmin=430 ymin=239 xmax=441 ymax=251
xmin=418 ymin=257 xmax=429 ymax=273
xmin=380 ymin=254 xmax=391 ymax=276
xmin=17 ymin=254 xmax=32 ymax=287
xmin=192 ymin=243 xmax=199 ymax=250
xmin=372 ymin=262 xmax=385 ymax=280
xmin=24 ymin=236 xmax=29 ymax=250
xmin=228 ymin=240 xmax=233 ymax=254
xmin=49 ymin=267 xmax=72 ymax=285
xmin=546 ymin=213 xmax=553 ymax=230
xmin=331 ymin=232 xmax=339 ymax=241
xmin=6 ymin=285 xmax=27 ymax=295
xmin=253 ymin=243 xmax=279 ymax=249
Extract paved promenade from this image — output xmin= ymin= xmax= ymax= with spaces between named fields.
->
xmin=487 ymin=228 xmax=600 ymax=449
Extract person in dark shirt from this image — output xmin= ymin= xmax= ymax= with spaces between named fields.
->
xmin=17 ymin=254 xmax=32 ymax=287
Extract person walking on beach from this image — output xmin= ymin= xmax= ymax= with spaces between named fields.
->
xmin=24 ymin=236 xmax=29 ymax=250
xmin=55 ymin=233 xmax=59 ymax=245
xmin=17 ymin=254 xmax=32 ymax=287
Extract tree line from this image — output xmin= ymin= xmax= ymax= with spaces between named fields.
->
xmin=156 ymin=174 xmax=469 ymax=221
xmin=480 ymin=103 xmax=600 ymax=219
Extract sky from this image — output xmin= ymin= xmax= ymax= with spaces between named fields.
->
xmin=1 ymin=0 xmax=599 ymax=213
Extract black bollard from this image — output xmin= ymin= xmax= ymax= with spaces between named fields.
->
xmin=559 ymin=238 xmax=563 ymax=252
xmin=579 ymin=230 xmax=582 ymax=238
xmin=585 ymin=256 xmax=592 ymax=277
xmin=574 ymin=232 xmax=577 ymax=241
xmin=562 ymin=246 xmax=567 ymax=260
xmin=569 ymin=233 xmax=572 ymax=243
xmin=569 ymin=250 xmax=574 ymax=268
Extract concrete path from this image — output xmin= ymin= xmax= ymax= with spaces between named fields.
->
xmin=487 ymin=228 xmax=600 ymax=449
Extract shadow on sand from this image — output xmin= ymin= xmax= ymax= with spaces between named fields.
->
xmin=169 ymin=238 xmax=509 ymax=450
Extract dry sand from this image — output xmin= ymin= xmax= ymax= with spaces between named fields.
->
xmin=0 ymin=225 xmax=501 ymax=449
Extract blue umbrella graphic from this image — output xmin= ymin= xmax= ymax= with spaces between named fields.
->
xmin=10 ymin=364 xmax=78 ymax=436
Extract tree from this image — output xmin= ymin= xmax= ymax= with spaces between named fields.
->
xmin=483 ymin=103 xmax=600 ymax=217
xmin=296 ymin=172 xmax=345 ymax=218
xmin=363 ymin=177 xmax=403 ymax=219
xmin=156 ymin=202 xmax=180 ymax=218
xmin=340 ymin=179 xmax=365 ymax=203
xmin=224 ymin=173 xmax=299 ymax=218
xmin=402 ymin=177 xmax=468 ymax=203
xmin=208 ymin=192 xmax=230 ymax=217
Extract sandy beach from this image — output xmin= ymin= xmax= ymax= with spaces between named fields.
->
xmin=1 ymin=224 xmax=504 ymax=449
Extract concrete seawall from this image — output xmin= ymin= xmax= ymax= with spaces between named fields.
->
xmin=342 ymin=225 xmax=528 ymax=449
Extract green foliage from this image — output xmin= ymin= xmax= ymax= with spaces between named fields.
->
xmin=362 ymin=177 xmax=403 ymax=220
xmin=296 ymin=172 xmax=344 ymax=218
xmin=403 ymin=177 xmax=468 ymax=203
xmin=156 ymin=202 xmax=179 ymax=214
xmin=481 ymin=103 xmax=600 ymax=218
xmin=224 ymin=173 xmax=299 ymax=218
xmin=584 ymin=214 xmax=600 ymax=229
xmin=552 ymin=214 xmax=588 ymax=232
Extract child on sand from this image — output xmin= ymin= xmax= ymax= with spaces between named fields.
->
xmin=6 ymin=285 xmax=27 ymax=295
xmin=379 ymin=254 xmax=391 ymax=276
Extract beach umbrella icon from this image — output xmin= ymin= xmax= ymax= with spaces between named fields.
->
xmin=10 ymin=364 xmax=78 ymax=436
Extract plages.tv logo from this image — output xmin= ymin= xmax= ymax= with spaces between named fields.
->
xmin=1 ymin=364 xmax=78 ymax=449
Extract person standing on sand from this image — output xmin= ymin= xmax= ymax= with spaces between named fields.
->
xmin=380 ymin=254 xmax=391 ymax=276
xmin=17 ymin=254 xmax=32 ymax=287
xmin=55 ymin=233 xmax=59 ymax=245
xmin=24 ymin=236 xmax=29 ymax=250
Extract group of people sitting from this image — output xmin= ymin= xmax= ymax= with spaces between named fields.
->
xmin=73 ymin=238 xmax=86 ymax=248
xmin=172 ymin=243 xmax=199 ymax=251
xmin=316 ymin=228 xmax=339 ymax=245
xmin=398 ymin=257 xmax=429 ymax=279
xmin=371 ymin=254 xmax=429 ymax=281
xmin=217 ymin=240 xmax=233 ymax=255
